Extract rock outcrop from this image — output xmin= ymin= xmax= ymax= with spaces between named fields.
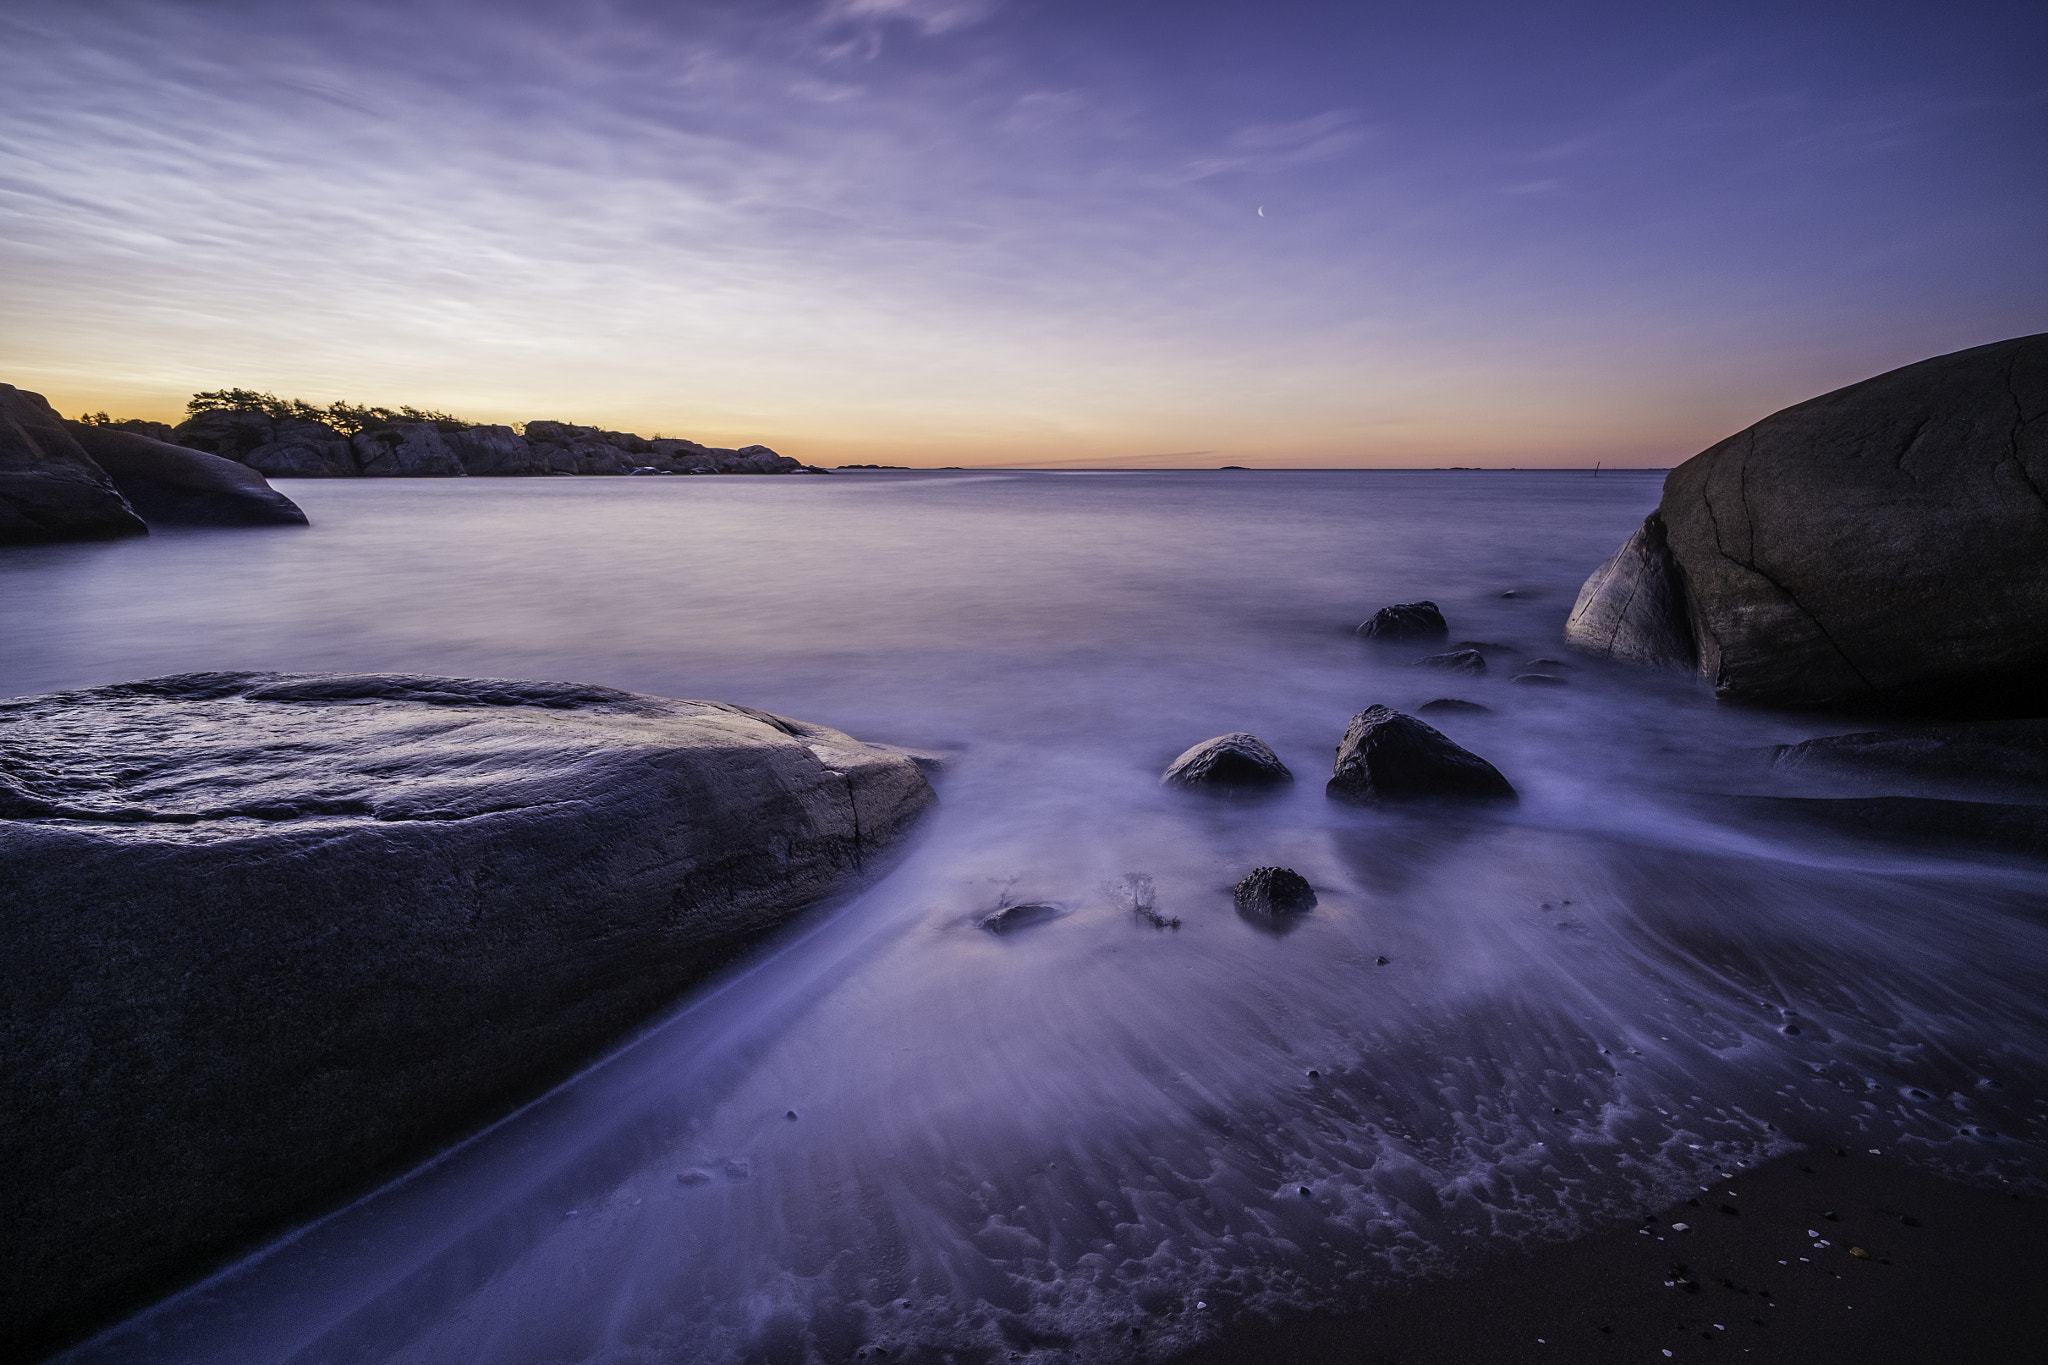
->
xmin=1356 ymin=600 xmax=1448 ymax=641
xmin=524 ymin=419 xmax=636 ymax=475
xmin=0 ymin=384 xmax=148 ymax=544
xmin=447 ymin=423 xmax=553 ymax=476
xmin=99 ymin=418 xmax=174 ymax=441
xmin=172 ymin=410 xmax=357 ymax=477
xmin=1566 ymin=334 xmax=2048 ymax=713
xmin=67 ymin=424 xmax=308 ymax=526
xmin=1161 ymin=732 xmax=1293 ymax=791
xmin=351 ymin=421 xmax=468 ymax=477
xmin=150 ymin=406 xmax=809 ymax=479
xmin=1326 ymin=705 xmax=1517 ymax=805
xmin=0 ymin=672 xmax=935 ymax=1354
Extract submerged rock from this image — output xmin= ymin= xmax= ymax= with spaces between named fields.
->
xmin=1772 ymin=720 xmax=2048 ymax=792
xmin=1161 ymin=733 xmax=1293 ymax=791
xmin=1326 ymin=705 xmax=1517 ymax=805
xmin=1418 ymin=698 xmax=1492 ymax=715
xmin=0 ymin=671 xmax=935 ymax=1352
xmin=1414 ymin=648 xmax=1486 ymax=674
xmin=1566 ymin=333 xmax=2048 ymax=714
xmin=1234 ymin=866 xmax=1317 ymax=917
xmin=1512 ymin=672 xmax=1569 ymax=687
xmin=1355 ymin=600 xmax=1448 ymax=641
xmin=1708 ymin=795 xmax=2048 ymax=859
xmin=67 ymin=424 xmax=308 ymax=526
xmin=0 ymin=384 xmax=147 ymax=544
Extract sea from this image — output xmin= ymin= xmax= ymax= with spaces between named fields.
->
xmin=8 ymin=470 xmax=2047 ymax=1364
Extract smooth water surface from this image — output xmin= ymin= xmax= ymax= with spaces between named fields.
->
xmin=8 ymin=472 xmax=2046 ymax=1364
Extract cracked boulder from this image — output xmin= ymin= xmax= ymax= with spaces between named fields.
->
xmin=0 ymin=672 xmax=934 ymax=1353
xmin=1566 ymin=333 xmax=2048 ymax=713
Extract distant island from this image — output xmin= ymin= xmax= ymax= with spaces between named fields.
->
xmin=835 ymin=463 xmax=909 ymax=469
xmin=79 ymin=388 xmax=820 ymax=478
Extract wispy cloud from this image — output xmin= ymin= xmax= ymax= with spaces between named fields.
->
xmin=1 ymin=0 xmax=2043 ymax=465
xmin=1162 ymin=110 xmax=1371 ymax=184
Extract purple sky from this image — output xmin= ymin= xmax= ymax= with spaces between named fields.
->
xmin=4 ymin=0 xmax=2044 ymax=465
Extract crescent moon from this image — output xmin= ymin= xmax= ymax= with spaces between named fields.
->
xmin=1257 ymin=206 xmax=1265 ymax=216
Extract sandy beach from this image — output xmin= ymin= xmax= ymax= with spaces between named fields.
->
xmin=1170 ymin=1151 xmax=2047 ymax=1363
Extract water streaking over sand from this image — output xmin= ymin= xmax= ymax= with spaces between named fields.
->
xmin=10 ymin=472 xmax=2046 ymax=1364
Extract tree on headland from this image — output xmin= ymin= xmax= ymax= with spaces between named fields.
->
xmin=185 ymin=390 xmax=472 ymax=434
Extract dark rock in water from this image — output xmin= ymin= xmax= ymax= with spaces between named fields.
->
xmin=1456 ymin=641 xmax=1517 ymax=654
xmin=1563 ymin=512 xmax=1696 ymax=669
xmin=1327 ymin=705 xmax=1517 ymax=805
xmin=1234 ymin=866 xmax=1317 ymax=916
xmin=1355 ymin=600 xmax=1448 ymax=641
xmin=1706 ymin=794 xmax=2048 ymax=858
xmin=1772 ymin=720 xmax=2048 ymax=792
xmin=0 ymin=384 xmax=148 ymax=544
xmin=1418 ymin=698 xmax=1492 ymax=715
xmin=982 ymin=902 xmax=1061 ymax=934
xmin=0 ymin=671 xmax=934 ymax=1352
xmin=1567 ymin=334 xmax=2048 ymax=714
xmin=352 ymin=422 xmax=468 ymax=477
xmin=1414 ymin=649 xmax=1486 ymax=674
xmin=1512 ymin=673 xmax=1568 ymax=687
xmin=172 ymin=410 xmax=358 ymax=477
xmin=1525 ymin=658 xmax=1569 ymax=670
xmin=67 ymin=424 xmax=308 ymax=526
xmin=1161 ymin=732 xmax=1293 ymax=791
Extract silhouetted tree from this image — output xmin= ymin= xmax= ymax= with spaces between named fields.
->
xmin=184 ymin=390 xmax=472 ymax=433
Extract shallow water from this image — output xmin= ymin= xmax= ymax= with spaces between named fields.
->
xmin=8 ymin=471 xmax=2047 ymax=1365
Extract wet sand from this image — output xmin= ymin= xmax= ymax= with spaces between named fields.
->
xmin=1169 ymin=1149 xmax=2047 ymax=1364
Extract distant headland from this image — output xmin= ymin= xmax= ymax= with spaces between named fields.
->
xmin=80 ymin=387 xmax=822 ymax=479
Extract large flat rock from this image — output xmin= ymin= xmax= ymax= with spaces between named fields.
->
xmin=0 ymin=672 xmax=935 ymax=1354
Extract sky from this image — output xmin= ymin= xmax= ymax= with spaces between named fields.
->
xmin=2 ymin=0 xmax=2044 ymax=467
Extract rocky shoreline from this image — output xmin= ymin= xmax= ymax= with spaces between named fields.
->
xmin=2 ymin=381 xmax=823 ymax=546
xmin=154 ymin=407 xmax=816 ymax=480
